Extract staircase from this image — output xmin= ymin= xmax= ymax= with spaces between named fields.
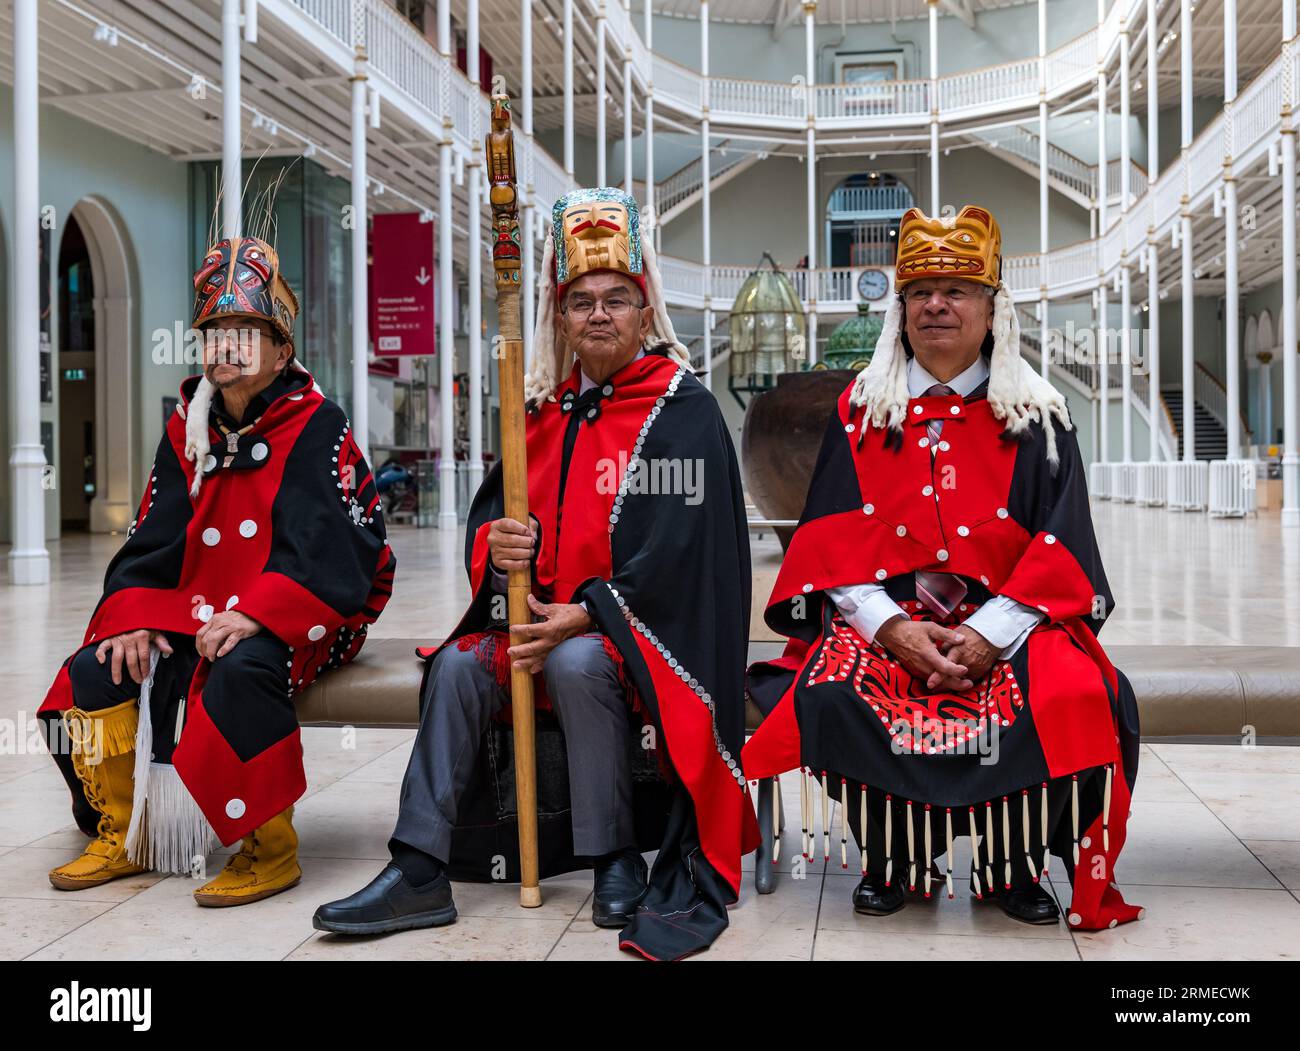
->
xmin=968 ymin=126 xmax=1147 ymax=211
xmin=1161 ymin=387 xmax=1228 ymax=460
xmin=656 ymin=139 xmax=778 ymax=227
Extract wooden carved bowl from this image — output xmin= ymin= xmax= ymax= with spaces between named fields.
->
xmin=741 ymin=369 xmax=857 ymax=551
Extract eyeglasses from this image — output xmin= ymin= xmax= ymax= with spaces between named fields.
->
xmin=902 ymin=286 xmax=993 ymax=306
xmin=562 ymin=294 xmax=645 ymax=320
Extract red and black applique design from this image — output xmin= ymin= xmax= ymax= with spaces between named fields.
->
xmin=425 ymin=349 xmax=758 ymax=961
xmin=743 ymin=374 xmax=1143 ymax=932
xmin=191 ymin=236 xmax=298 ymax=345
xmin=193 ymin=240 xmax=270 ymax=321
xmin=806 ymin=613 xmax=1022 ymax=754
xmin=40 ymin=366 xmax=394 ymax=846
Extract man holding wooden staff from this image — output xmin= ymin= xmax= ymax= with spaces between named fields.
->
xmin=316 ymin=101 xmax=758 ymax=960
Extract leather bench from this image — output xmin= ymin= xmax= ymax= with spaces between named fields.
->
xmin=296 ymin=638 xmax=1300 ymax=738
xmin=295 ymin=637 xmax=1300 ymax=893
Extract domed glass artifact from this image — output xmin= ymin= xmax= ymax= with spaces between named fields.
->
xmin=727 ymin=253 xmax=806 ymax=405
xmin=822 ymin=303 xmax=882 ymax=372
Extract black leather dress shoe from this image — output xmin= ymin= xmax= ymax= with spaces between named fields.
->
xmin=852 ymin=873 xmax=906 ymax=916
xmin=997 ymin=883 xmax=1060 ymax=925
xmin=313 ymin=864 xmax=457 ymax=935
xmin=591 ymin=849 xmax=649 ymax=929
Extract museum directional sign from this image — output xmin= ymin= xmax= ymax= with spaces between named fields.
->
xmin=370 ymin=211 xmax=436 ymax=360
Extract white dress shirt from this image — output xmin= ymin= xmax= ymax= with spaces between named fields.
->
xmin=490 ymin=347 xmax=648 ymax=606
xmin=825 ymin=354 xmax=1044 ymax=658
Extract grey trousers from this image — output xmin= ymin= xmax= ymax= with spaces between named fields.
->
xmin=391 ymin=633 xmax=636 ymax=863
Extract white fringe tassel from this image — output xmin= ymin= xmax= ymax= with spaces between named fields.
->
xmin=125 ymin=646 xmax=215 ymax=874
xmin=1023 ymin=789 xmax=1039 ymax=882
xmin=945 ymin=808 xmax=955 ymax=899
xmin=772 ymin=777 xmax=781 ymax=865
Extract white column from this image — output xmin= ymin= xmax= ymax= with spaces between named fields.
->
xmin=8 ymin=0 xmax=49 ymax=584
xmin=701 ymin=0 xmax=712 ymax=389
xmin=1282 ymin=0 xmax=1299 ymax=524
xmin=563 ymin=0 xmax=574 ymax=178
xmin=805 ymin=1 xmax=818 ymax=365
xmin=1120 ymin=13 xmax=1133 ymax=462
xmin=1038 ymin=0 xmax=1050 ymax=380
xmin=596 ymin=4 xmax=607 ymax=185
xmin=521 ymin=0 xmax=535 ymax=369
xmin=1099 ymin=283 xmax=1110 ymax=463
xmin=222 ymin=0 xmax=242 ymax=238
xmin=1223 ymin=0 xmax=1241 ymax=459
xmin=644 ymin=0 xmax=656 ymax=242
xmin=623 ymin=39 xmax=633 ymax=194
xmin=438 ymin=0 xmax=457 ymax=527
xmin=468 ymin=0 xmax=484 ymax=495
xmin=928 ymin=0 xmax=940 ymax=214
xmin=1097 ymin=0 xmax=1109 ymax=463
xmin=1147 ymin=0 xmax=1161 ymax=461
xmin=1179 ymin=0 xmax=1195 ymax=461
xmin=350 ymin=11 xmax=371 ymax=460
xmin=468 ymin=0 xmax=479 ymax=88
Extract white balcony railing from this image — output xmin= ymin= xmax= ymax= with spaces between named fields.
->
xmin=827 ymin=184 xmax=914 ymax=215
xmin=292 ymin=0 xmax=352 ymax=42
xmin=1105 ymin=157 xmax=1149 ymax=203
xmin=706 ymin=73 xmax=808 ymax=123
xmin=815 ymin=79 xmax=930 ymax=123
xmin=640 ymin=5 xmax=1136 ymax=130
xmin=277 ymin=0 xmax=1292 ymax=325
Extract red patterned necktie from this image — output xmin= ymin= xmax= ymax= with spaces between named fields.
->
xmin=914 ymin=382 xmax=969 ymax=618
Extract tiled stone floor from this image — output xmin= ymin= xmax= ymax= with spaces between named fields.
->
xmin=2 ymin=501 xmax=1298 ymax=960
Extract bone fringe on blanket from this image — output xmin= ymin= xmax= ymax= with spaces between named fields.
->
xmin=772 ymin=768 xmax=1116 ymax=899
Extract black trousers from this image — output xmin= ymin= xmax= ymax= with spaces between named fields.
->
xmin=53 ymin=632 xmax=293 ymax=760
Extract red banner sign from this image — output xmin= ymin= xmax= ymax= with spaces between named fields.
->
xmin=370 ymin=211 xmax=436 ymax=359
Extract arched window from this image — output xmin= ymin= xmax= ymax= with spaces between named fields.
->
xmin=825 ymin=173 xmax=915 ymax=268
xmin=1257 ymin=310 xmax=1275 ymax=354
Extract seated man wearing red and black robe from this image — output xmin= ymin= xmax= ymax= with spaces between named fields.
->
xmin=745 ymin=206 xmax=1143 ymax=932
xmin=316 ymin=187 xmax=758 ymax=961
xmin=38 ymin=234 xmax=395 ymax=908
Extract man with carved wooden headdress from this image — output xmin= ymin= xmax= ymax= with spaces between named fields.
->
xmin=744 ymin=205 xmax=1144 ymax=932
xmin=316 ymin=187 xmax=759 ymax=960
xmin=37 ymin=233 xmax=395 ymax=908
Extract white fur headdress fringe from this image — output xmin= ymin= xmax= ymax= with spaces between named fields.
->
xmin=849 ymin=283 xmax=1072 ymax=466
xmin=523 ymin=223 xmax=692 ymax=406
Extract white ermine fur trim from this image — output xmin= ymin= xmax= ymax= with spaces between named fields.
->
xmin=849 ymin=282 xmax=1071 ymax=465
xmin=184 ymin=377 xmax=215 ymax=497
